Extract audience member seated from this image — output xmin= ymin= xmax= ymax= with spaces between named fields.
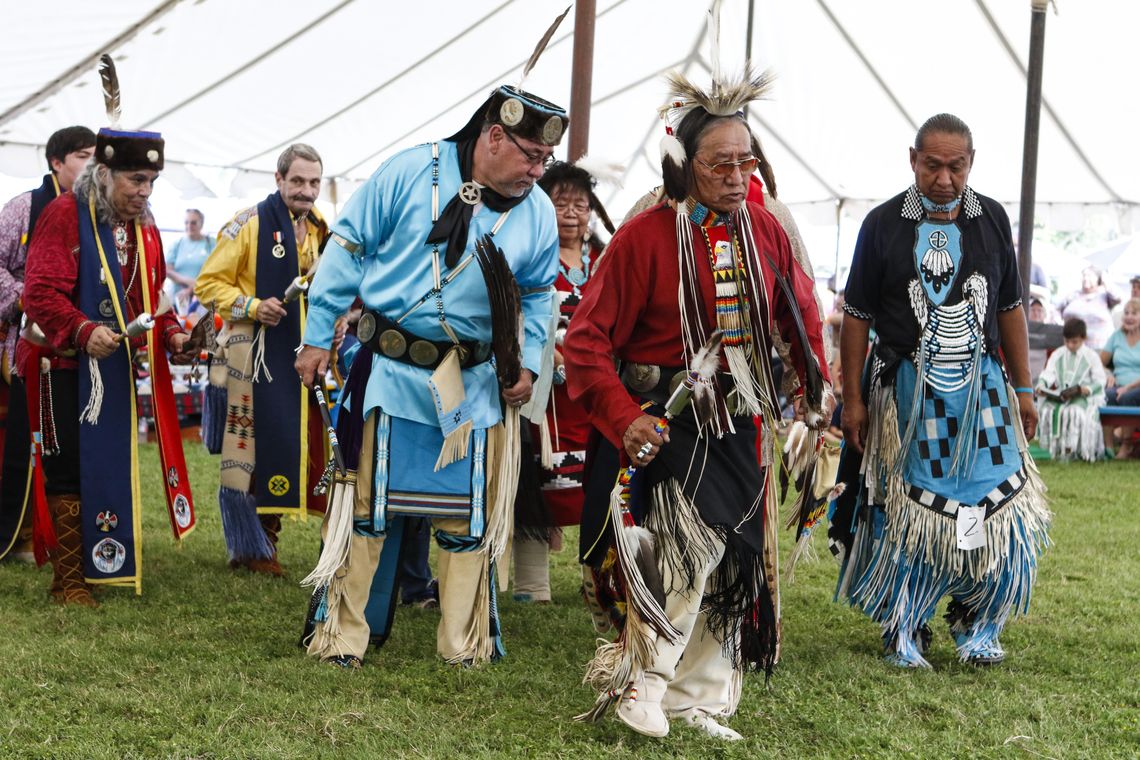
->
xmin=1100 ymin=297 xmax=1140 ymax=458
xmin=1110 ymin=275 xmax=1140 ymax=329
xmin=1035 ymin=318 xmax=1105 ymax=462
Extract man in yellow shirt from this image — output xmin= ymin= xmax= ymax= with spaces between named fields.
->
xmin=196 ymin=144 xmax=331 ymax=575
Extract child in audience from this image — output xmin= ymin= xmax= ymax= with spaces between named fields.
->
xmin=1035 ymin=318 xmax=1105 ymax=461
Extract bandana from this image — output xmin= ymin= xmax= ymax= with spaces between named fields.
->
xmin=426 ymin=139 xmax=529 ymax=268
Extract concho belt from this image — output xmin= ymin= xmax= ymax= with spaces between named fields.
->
xmin=621 ymin=362 xmax=745 ymax=414
xmin=357 ymin=308 xmax=490 ymax=371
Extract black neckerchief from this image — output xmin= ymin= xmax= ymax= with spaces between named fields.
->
xmin=426 ymin=138 xmax=529 ymax=268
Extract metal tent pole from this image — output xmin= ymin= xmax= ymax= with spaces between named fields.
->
xmin=1017 ymin=0 xmax=1049 ymax=304
xmin=568 ymin=0 xmax=597 ymax=162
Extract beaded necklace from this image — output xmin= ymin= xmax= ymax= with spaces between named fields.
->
xmin=699 ymin=222 xmax=753 ymax=352
xmin=558 ymin=240 xmax=591 ymax=295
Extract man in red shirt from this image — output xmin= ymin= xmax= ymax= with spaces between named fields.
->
xmin=21 ymin=128 xmax=195 ymax=605
xmin=0 ymin=125 xmax=95 ymax=563
xmin=565 ymin=70 xmax=832 ymax=741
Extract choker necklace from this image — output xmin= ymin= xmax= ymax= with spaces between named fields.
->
xmin=687 ymin=200 xmax=724 ymax=227
xmin=920 ymin=194 xmax=961 ymax=214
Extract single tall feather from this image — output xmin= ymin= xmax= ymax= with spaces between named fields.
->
xmin=520 ymin=5 xmax=571 ymax=85
xmin=707 ymin=0 xmax=724 ymax=86
xmin=98 ymin=54 xmax=121 ymax=128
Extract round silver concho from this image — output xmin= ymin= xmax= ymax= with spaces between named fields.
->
xmin=458 ymin=181 xmax=482 ymax=206
xmin=408 ymin=340 xmax=439 ymax=367
xmin=378 ymin=329 xmax=406 ymax=359
xmin=499 ymin=97 xmax=525 ymax=127
xmin=356 ymin=311 xmax=377 ymax=343
xmin=622 ymin=363 xmax=661 ymax=393
xmin=542 ymin=115 xmax=563 ymax=145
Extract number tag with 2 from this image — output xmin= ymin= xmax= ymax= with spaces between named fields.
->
xmin=956 ymin=505 xmax=986 ymax=551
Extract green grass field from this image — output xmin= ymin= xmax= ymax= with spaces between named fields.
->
xmin=1 ymin=444 xmax=1137 ymax=759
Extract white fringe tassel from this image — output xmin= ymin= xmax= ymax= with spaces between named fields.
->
xmin=249 ymin=325 xmax=273 ymax=383
xmin=483 ymin=406 xmax=520 ymax=565
xmin=304 ymin=574 xmax=349 ymax=659
xmin=80 ymin=354 xmax=105 ymax=425
xmin=434 ymin=419 xmax=473 ymax=472
xmin=608 ymin=480 xmax=682 ymax=644
xmin=300 ymin=474 xmax=357 ymax=590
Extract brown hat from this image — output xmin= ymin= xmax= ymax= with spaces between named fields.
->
xmin=95 ymin=128 xmax=164 ymax=171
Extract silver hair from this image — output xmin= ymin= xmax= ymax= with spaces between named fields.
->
xmin=276 ymin=143 xmax=322 ymax=177
xmin=71 ymin=162 xmax=155 ymax=225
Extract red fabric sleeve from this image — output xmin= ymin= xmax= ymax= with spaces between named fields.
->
xmin=564 ymin=225 xmax=652 ymax=449
xmin=23 ymin=193 xmax=89 ymax=355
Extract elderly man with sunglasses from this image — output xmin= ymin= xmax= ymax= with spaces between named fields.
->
xmin=566 ymin=71 xmax=831 ymax=740
xmin=295 ymin=85 xmax=564 ymax=669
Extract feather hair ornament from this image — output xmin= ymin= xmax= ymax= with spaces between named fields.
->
xmin=98 ymin=54 xmax=121 ymax=128
xmin=657 ymin=66 xmax=776 ymax=122
xmin=659 ymin=130 xmax=688 ymax=203
xmin=519 ymin=5 xmax=571 ymax=85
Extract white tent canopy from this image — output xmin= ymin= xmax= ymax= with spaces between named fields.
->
xmin=2 ymin=0 xmax=1137 ymax=273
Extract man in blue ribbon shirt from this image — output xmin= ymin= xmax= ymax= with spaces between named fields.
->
xmin=296 ymin=85 xmax=564 ymax=668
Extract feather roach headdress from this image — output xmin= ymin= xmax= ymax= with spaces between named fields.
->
xmin=656 ymin=1 xmax=775 ymax=202
xmin=657 ymin=66 xmax=775 ymax=203
xmin=93 ymin=54 xmax=164 ymax=171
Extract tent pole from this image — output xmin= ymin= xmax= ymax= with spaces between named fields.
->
xmin=834 ymin=198 xmax=843 ymax=289
xmin=1017 ymin=0 xmax=1049 ymax=308
xmin=568 ymin=0 xmax=597 ymax=162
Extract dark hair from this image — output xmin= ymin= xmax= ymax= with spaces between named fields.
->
xmin=915 ymin=113 xmax=973 ymax=152
xmin=186 ymin=208 xmax=204 ymax=223
xmin=538 ymin=161 xmax=615 ymax=234
xmin=45 ymin=126 xmax=96 ymax=172
xmin=662 ymin=111 xmax=778 ymax=202
xmin=538 ymin=161 xmax=594 ymax=200
xmin=1062 ymin=317 xmax=1087 ymax=340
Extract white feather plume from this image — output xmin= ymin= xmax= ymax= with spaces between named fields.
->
xmin=658 ymin=67 xmax=776 ymax=122
xmin=573 ymin=155 xmax=625 ymax=187
xmin=660 ymin=134 xmax=686 ymax=166
xmin=690 ymin=334 xmax=723 ymax=383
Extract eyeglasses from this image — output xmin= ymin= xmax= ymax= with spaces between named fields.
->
xmin=504 ymin=130 xmax=555 ymax=170
xmin=696 ymin=156 xmax=759 ymax=177
xmin=553 ymin=200 xmax=590 ymax=215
